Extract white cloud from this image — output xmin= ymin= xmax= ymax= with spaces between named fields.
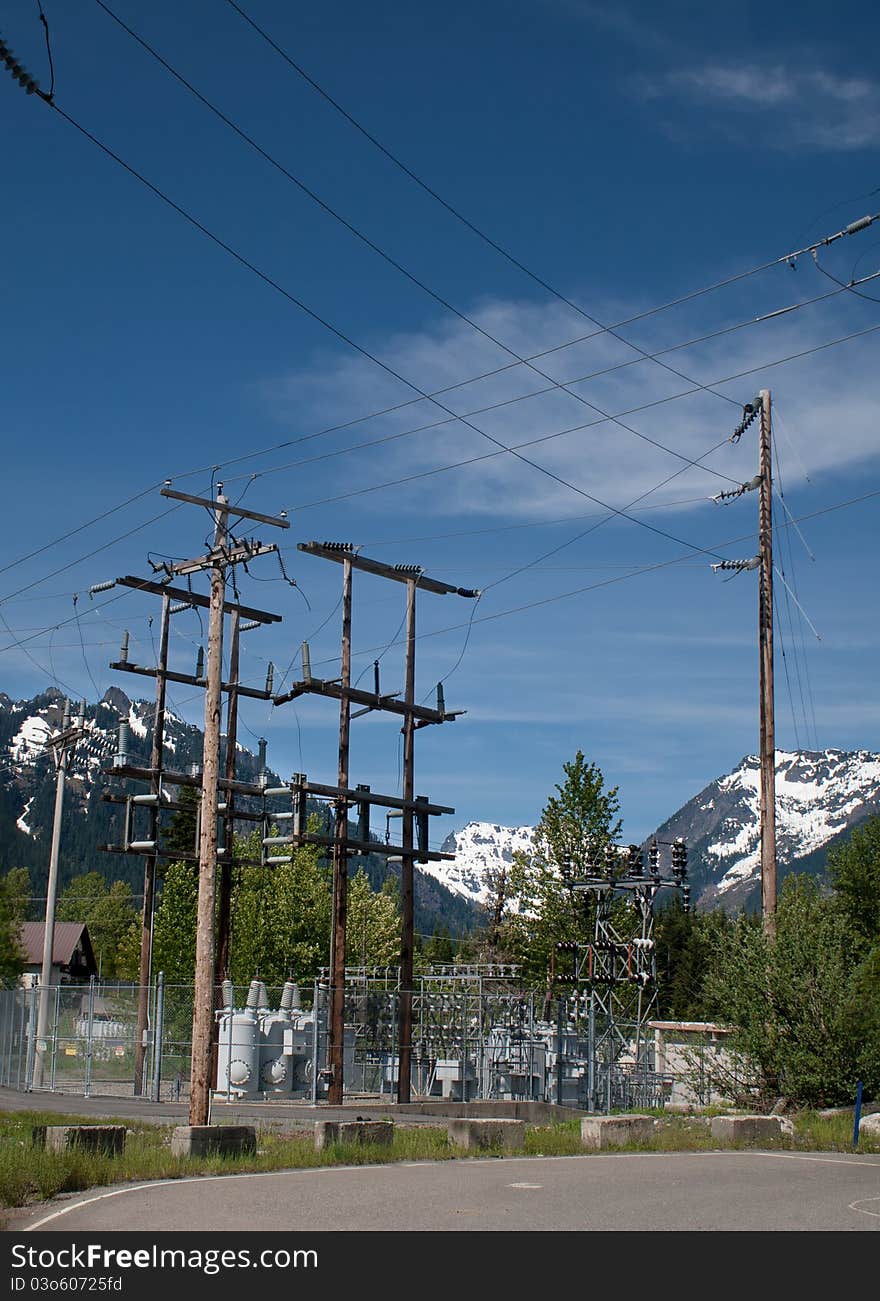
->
xmin=637 ymin=62 xmax=880 ymax=151
xmin=260 ymin=277 xmax=880 ymax=525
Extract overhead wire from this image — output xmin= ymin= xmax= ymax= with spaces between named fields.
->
xmin=25 ymin=91 xmax=880 ymax=587
xmin=296 ymin=484 xmax=880 ymax=674
xmin=222 ymin=0 xmax=877 ymax=415
xmin=217 ymin=270 xmax=880 ymax=494
xmin=92 ymin=0 xmax=764 ymax=509
xmin=288 ymin=314 xmax=880 ymax=517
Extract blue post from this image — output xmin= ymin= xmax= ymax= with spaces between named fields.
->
xmin=853 ymin=1080 xmax=864 ymax=1149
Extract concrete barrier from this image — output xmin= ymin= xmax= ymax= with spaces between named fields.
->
xmin=171 ymin=1125 xmax=257 ymax=1158
xmin=39 ymin=1125 xmax=127 ymax=1156
xmin=446 ymin=1119 xmax=525 ymax=1151
xmin=314 ymin=1120 xmax=394 ymax=1151
xmin=580 ymin=1116 xmax=656 ymax=1150
xmin=709 ymin=1115 xmax=788 ymax=1143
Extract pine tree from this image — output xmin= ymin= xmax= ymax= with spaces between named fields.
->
xmin=508 ymin=751 xmax=622 ymax=1003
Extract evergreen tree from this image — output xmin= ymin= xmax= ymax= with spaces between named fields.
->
xmin=654 ymin=900 xmax=729 ymax=1020
xmin=57 ymin=872 xmax=138 ymax=980
xmin=161 ymin=785 xmax=200 ymax=863
xmin=827 ymin=815 xmax=880 ymax=947
xmin=0 ymin=871 xmax=27 ymax=986
xmin=508 ymin=751 xmax=622 ymax=1004
xmin=420 ymin=925 xmax=456 ymax=966
xmin=701 ymin=875 xmax=871 ymax=1107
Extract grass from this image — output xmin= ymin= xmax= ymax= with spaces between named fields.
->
xmin=1 ymin=1107 xmax=877 ymax=1222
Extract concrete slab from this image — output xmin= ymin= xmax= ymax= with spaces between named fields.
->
xmin=580 ymin=1115 xmax=656 ymax=1149
xmin=170 ymin=1125 xmax=256 ymax=1158
xmin=40 ymin=1125 xmax=126 ymax=1156
xmin=709 ymin=1115 xmax=787 ymax=1143
xmin=314 ymin=1120 xmax=394 ymax=1150
xmin=446 ymin=1118 xmax=525 ymax=1151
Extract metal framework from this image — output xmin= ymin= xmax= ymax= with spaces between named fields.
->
xmin=556 ymin=839 xmax=690 ymax=1110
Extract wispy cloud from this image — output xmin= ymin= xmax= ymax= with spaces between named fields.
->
xmin=637 ymin=62 xmax=880 ymax=151
xmin=261 ymin=280 xmax=880 ymax=524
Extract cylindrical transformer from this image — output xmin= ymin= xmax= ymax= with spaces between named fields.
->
xmin=215 ymin=1005 xmax=259 ymax=1098
xmin=258 ymin=1010 xmax=292 ymax=1094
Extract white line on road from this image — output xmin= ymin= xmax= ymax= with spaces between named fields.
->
xmin=22 ymin=1149 xmax=880 ymax=1231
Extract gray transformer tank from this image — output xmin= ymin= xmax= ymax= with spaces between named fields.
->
xmin=215 ymin=979 xmax=354 ymax=1100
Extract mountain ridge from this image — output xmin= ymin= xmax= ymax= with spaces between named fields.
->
xmin=0 ymin=687 xmax=479 ymax=937
xmin=431 ymin=748 xmax=880 ymax=912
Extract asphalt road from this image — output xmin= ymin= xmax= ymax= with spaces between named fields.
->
xmin=16 ymin=1151 xmax=880 ymax=1232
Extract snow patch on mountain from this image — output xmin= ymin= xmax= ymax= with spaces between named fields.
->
xmin=16 ymin=796 xmax=34 ymax=836
xmin=128 ymin=705 xmax=148 ymax=740
xmin=705 ymin=750 xmax=880 ymax=898
xmin=10 ymin=716 xmax=51 ymax=763
xmin=424 ymin=821 xmax=535 ymax=906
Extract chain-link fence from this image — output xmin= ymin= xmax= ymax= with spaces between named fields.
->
xmin=1 ymin=975 xmax=680 ymax=1109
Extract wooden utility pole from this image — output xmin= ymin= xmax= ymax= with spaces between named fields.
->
xmin=214 ymin=608 xmax=240 ymax=987
xmin=136 ymin=484 xmax=288 ymax=1127
xmin=397 ymin=578 xmax=417 ymax=1103
xmin=133 ymin=593 xmax=170 ymax=1096
xmin=188 ymin=495 xmax=228 ymax=1125
xmin=758 ymin=388 xmax=777 ymax=937
xmin=328 ymin=557 xmax=353 ymax=1105
xmin=32 ymin=700 xmax=83 ymax=1090
xmin=273 ymin=542 xmax=476 ymax=1104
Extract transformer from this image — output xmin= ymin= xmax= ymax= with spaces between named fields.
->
xmin=214 ymin=978 xmax=354 ymax=1100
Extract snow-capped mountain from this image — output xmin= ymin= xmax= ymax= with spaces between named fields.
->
xmin=0 ymin=686 xmax=276 ymax=890
xmin=653 ymin=749 xmax=880 ymax=910
xmin=0 ymin=687 xmax=481 ymax=935
xmin=431 ymin=822 xmax=535 ymax=907
xmin=430 ymin=750 xmax=880 ymax=913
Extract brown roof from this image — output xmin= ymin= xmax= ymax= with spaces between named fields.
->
xmin=19 ymin=921 xmax=92 ymax=967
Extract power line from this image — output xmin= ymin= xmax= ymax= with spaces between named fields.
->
xmin=222 ymin=0 xmax=878 ymax=410
xmin=0 ymin=503 xmax=182 ymax=608
xmin=0 ymin=484 xmax=161 ymax=583
xmin=218 ymin=271 xmax=880 ymax=494
xmin=21 ymin=95 xmax=876 ymax=552
xmin=290 ymin=317 xmax=880 ymax=516
xmin=50 ymin=26 xmax=743 ymax=521
xmin=297 ymin=485 xmax=880 ymax=674
xmin=92 ymin=0 xmax=761 ymax=500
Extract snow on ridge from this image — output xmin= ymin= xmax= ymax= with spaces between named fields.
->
xmin=430 ymin=749 xmax=880 ymax=908
xmin=424 ymin=821 xmax=535 ymax=906
xmin=9 ymin=716 xmax=51 ymax=763
xmin=16 ymin=796 xmax=34 ymax=836
xmin=128 ymin=705 xmax=148 ymax=740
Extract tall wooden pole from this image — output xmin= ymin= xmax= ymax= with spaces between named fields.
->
xmin=134 ymin=593 xmax=170 ymax=1096
xmin=327 ymin=557 xmax=352 ymax=1104
xmin=397 ymin=579 xmax=417 ymax=1103
xmin=32 ymin=700 xmax=72 ymax=1090
xmin=215 ymin=608 xmax=240 ymax=987
xmin=758 ymin=388 xmax=777 ymax=938
xmin=188 ymin=496 xmax=227 ymax=1126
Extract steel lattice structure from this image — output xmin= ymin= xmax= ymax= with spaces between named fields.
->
xmin=556 ymin=839 xmax=690 ymax=1110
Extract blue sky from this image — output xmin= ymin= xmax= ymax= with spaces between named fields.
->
xmin=2 ymin=0 xmax=879 ymax=848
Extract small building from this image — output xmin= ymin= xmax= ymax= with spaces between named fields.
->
xmin=18 ymin=921 xmax=98 ymax=985
xmin=650 ymin=1020 xmax=736 ymax=1108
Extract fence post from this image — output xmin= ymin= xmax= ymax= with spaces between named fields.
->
xmin=151 ymin=972 xmax=166 ymax=1103
xmin=24 ymin=984 xmax=38 ymax=1091
xmin=84 ymin=976 xmax=96 ymax=1098
xmin=49 ymin=985 xmax=61 ymax=1091
xmin=310 ymin=982 xmax=320 ymax=1105
xmin=853 ymin=1080 xmax=864 ymax=1149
